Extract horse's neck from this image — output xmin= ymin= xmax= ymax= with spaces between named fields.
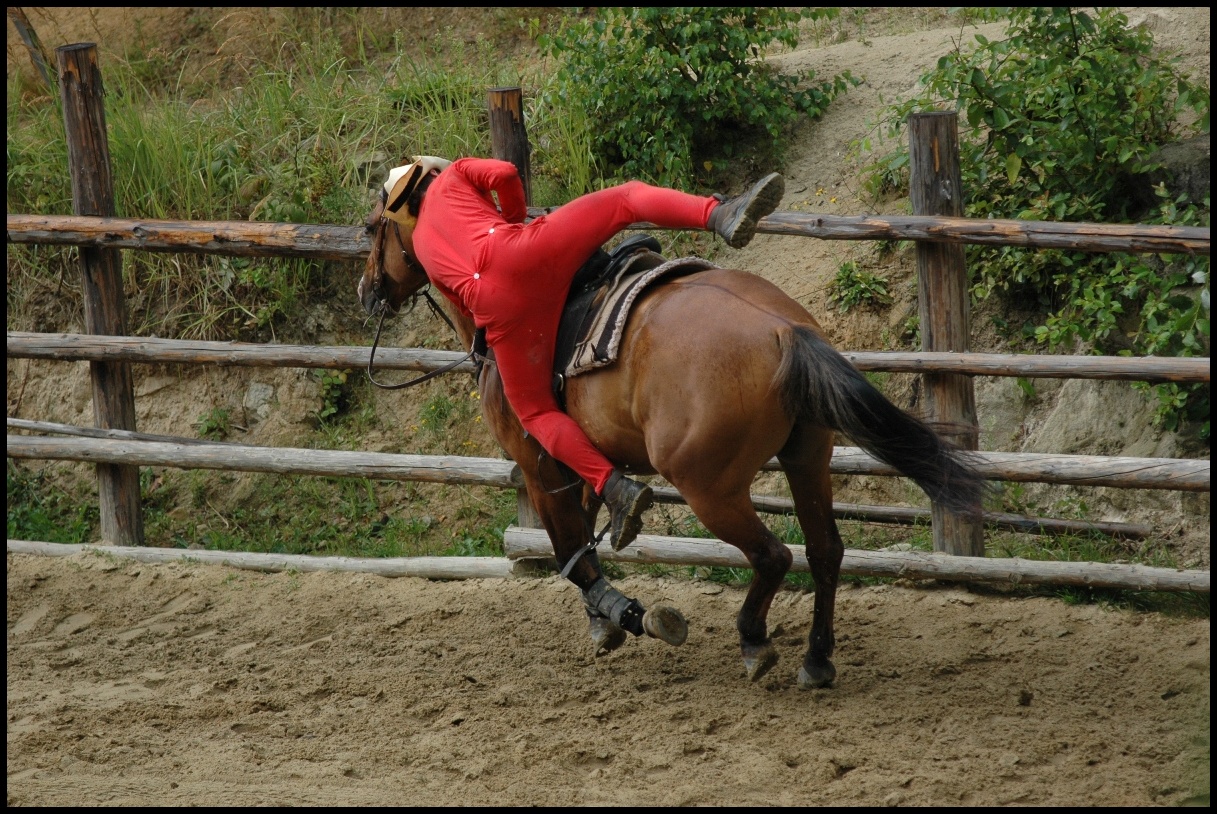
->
xmin=442 ymin=298 xmax=478 ymax=350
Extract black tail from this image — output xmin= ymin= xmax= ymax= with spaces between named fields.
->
xmin=776 ymin=325 xmax=987 ymax=517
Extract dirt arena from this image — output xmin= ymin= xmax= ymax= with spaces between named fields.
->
xmin=6 ymin=551 xmax=1208 ymax=806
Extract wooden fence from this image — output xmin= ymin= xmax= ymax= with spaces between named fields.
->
xmin=6 ymin=45 xmax=1211 ymax=591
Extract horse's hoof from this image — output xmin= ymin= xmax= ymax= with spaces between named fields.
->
xmin=642 ymin=605 xmax=688 ymax=646
xmin=741 ymin=642 xmax=779 ymax=682
xmin=589 ymin=616 xmax=628 ymax=656
xmin=797 ymin=659 xmax=836 ymax=689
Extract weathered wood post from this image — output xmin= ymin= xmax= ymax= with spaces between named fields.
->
xmin=908 ymin=111 xmax=984 ymax=557
xmin=487 ymin=87 xmax=532 ymax=206
xmin=8 ymin=8 xmax=55 ymax=91
xmin=487 ymin=86 xmax=542 ymax=529
xmin=56 ymin=43 xmax=144 ymax=546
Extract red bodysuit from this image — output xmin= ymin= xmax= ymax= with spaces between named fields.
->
xmin=412 ymin=157 xmax=717 ymax=494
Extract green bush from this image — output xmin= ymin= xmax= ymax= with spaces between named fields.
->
xmin=541 ymin=7 xmax=857 ymax=189
xmin=828 ymin=260 xmax=893 ymax=312
xmin=872 ymin=7 xmax=1210 ymax=436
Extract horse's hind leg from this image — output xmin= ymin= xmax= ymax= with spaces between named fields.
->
xmin=678 ymin=484 xmax=793 ymax=682
xmin=778 ymin=424 xmax=844 ymax=689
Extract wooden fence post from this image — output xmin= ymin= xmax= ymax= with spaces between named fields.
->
xmin=8 ymin=8 xmax=55 ymax=92
xmin=908 ymin=111 xmax=983 ymax=557
xmin=56 ymin=43 xmax=144 ymax=546
xmin=487 ymin=87 xmax=532 ymax=205
xmin=488 ymin=86 xmax=542 ymax=528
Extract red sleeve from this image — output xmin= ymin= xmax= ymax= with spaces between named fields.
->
xmin=454 ymin=158 xmax=527 ymax=224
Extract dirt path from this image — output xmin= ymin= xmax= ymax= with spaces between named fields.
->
xmin=6 ymin=552 xmax=1208 ymax=806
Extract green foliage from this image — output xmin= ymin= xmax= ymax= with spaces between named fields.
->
xmin=5 ymin=18 xmax=521 ymax=342
xmin=872 ymin=8 xmax=1210 ymax=433
xmin=313 ymin=369 xmax=350 ymax=425
xmin=828 ymin=260 xmax=893 ymax=312
xmin=420 ymin=393 xmax=456 ymax=434
xmin=441 ymin=491 xmax=515 ymax=558
xmin=146 ymin=472 xmax=507 ymax=559
xmin=541 ymin=7 xmax=857 ymax=188
xmin=7 ymin=462 xmax=97 ymax=544
xmin=195 ymin=407 xmax=232 ymax=441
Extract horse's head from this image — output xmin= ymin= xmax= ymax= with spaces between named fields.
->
xmin=358 ymin=196 xmax=429 ymax=316
xmin=358 ymin=157 xmax=450 ymax=316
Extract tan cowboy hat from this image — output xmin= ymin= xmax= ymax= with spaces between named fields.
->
xmin=382 ymin=156 xmax=451 ymax=224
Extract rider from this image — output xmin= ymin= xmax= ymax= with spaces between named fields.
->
xmin=380 ymin=155 xmax=784 ymax=551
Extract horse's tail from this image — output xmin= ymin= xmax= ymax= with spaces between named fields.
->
xmin=775 ymin=325 xmax=986 ymax=517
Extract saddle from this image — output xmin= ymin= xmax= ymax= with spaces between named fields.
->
xmin=551 ymin=234 xmax=718 ymax=404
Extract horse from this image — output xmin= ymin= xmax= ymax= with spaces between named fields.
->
xmin=358 ymin=200 xmax=986 ymax=689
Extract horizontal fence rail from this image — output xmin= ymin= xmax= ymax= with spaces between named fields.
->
xmin=648 ymin=485 xmax=1150 ymax=540
xmin=8 ymin=434 xmax=1207 ymax=493
xmin=754 ymin=211 xmax=1211 ymax=255
xmin=8 ymin=211 xmax=1211 ymax=257
xmin=8 ymin=332 xmax=477 ymax=374
xmin=7 ymin=435 xmax=521 ymax=488
xmin=837 ymin=350 xmax=1209 ymax=383
xmin=502 ymin=527 xmax=1209 ymax=593
xmin=7 ymin=539 xmax=523 ymax=579
xmin=766 ymin=446 xmax=1208 ymax=491
xmin=8 ymin=332 xmax=1208 ymax=383
xmin=7 ymin=215 xmax=370 ymax=260
xmin=8 ymin=419 xmax=1153 ymax=540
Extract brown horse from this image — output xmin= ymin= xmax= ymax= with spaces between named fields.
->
xmin=359 ymin=201 xmax=985 ymax=688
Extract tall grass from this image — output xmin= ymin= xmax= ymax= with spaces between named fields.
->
xmin=6 ymin=11 xmax=595 ymax=341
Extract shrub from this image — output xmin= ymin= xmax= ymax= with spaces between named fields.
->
xmin=872 ymin=7 xmax=1210 ymax=436
xmin=542 ymin=7 xmax=857 ymax=189
xmin=828 ymin=260 xmax=893 ymax=312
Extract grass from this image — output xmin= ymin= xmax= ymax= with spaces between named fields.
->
xmin=7 ymin=461 xmax=97 ymax=544
xmin=7 ymin=13 xmax=595 ymax=343
xmin=140 ymin=469 xmax=516 ymax=559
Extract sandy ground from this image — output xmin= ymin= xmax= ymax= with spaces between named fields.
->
xmin=5 ymin=551 xmax=1210 ymax=806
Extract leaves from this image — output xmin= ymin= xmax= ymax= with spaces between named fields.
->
xmin=542 ymin=8 xmax=856 ymax=188
xmin=872 ymin=7 xmax=1210 ymax=432
xmin=1004 ymin=152 xmax=1021 ymax=185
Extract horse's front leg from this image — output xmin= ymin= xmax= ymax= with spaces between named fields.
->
xmin=484 ymin=370 xmax=685 ymax=653
xmin=516 ymin=451 xmax=687 ymax=654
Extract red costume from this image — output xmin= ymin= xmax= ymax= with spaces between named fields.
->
xmin=412 ymin=157 xmax=717 ymax=494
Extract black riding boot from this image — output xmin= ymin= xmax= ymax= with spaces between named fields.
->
xmin=600 ymin=470 xmax=654 ymax=551
xmin=706 ymin=172 xmax=785 ymax=249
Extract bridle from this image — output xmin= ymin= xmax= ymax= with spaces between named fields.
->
xmin=365 ymin=217 xmax=478 ymax=390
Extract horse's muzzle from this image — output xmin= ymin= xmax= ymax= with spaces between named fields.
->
xmin=357 ymin=277 xmax=381 ymax=316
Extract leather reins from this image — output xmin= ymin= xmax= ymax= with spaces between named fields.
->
xmin=366 ymin=218 xmax=478 ymax=390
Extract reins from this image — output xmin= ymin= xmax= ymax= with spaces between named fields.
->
xmin=365 ymin=219 xmax=479 ymax=390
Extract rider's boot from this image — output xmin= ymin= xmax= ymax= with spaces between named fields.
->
xmin=706 ymin=172 xmax=785 ymax=249
xmin=601 ymin=470 xmax=654 ymax=551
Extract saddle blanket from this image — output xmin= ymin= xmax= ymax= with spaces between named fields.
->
xmin=565 ymin=254 xmax=718 ymax=379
